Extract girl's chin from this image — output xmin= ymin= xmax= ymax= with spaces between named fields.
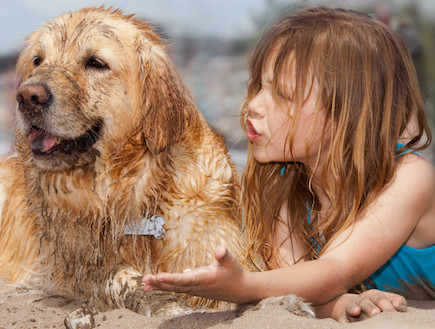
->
xmin=251 ymin=149 xmax=275 ymax=164
xmin=251 ymin=148 xmax=292 ymax=164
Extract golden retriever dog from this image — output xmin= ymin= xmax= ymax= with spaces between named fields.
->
xmin=0 ymin=7 xmax=313 ymax=318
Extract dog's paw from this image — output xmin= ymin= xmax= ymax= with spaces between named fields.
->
xmin=237 ymin=294 xmax=315 ymax=318
xmin=106 ymin=267 xmax=144 ymax=309
xmin=107 ymin=267 xmax=192 ymax=316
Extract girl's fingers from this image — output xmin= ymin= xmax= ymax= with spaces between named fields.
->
xmin=143 ymin=274 xmax=192 ymax=293
xmin=362 ymin=290 xmax=406 ymax=313
xmin=372 ymin=296 xmax=397 ymax=313
xmin=143 ymin=266 xmax=213 ymax=294
xmin=383 ymin=291 xmax=407 ymax=312
xmin=344 ymin=303 xmax=362 ymax=317
xmin=340 ymin=303 xmax=361 ymax=323
xmin=155 ymin=271 xmax=199 ymax=286
xmin=214 ymin=245 xmax=228 ymax=261
xmin=215 ymin=246 xmax=240 ymax=269
xmin=358 ymin=297 xmax=381 ymax=316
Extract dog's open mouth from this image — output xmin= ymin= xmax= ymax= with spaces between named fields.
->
xmin=28 ymin=122 xmax=102 ymax=156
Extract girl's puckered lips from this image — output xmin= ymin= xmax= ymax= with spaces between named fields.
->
xmin=246 ymin=118 xmax=260 ymax=142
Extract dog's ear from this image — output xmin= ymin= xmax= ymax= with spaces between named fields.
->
xmin=137 ymin=40 xmax=192 ymax=154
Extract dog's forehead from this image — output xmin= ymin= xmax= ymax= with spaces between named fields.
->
xmin=35 ymin=12 xmax=131 ymax=47
xmin=29 ymin=8 xmax=161 ymax=56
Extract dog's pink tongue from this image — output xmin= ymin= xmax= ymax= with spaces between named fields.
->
xmin=28 ymin=128 xmax=58 ymax=153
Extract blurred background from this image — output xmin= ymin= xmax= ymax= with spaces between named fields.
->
xmin=1 ymin=0 xmax=434 ymax=171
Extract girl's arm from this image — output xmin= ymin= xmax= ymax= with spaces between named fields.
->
xmin=143 ymin=245 xmax=407 ymax=320
xmin=143 ymin=155 xmax=434 ymax=305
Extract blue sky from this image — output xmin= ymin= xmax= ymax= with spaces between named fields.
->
xmin=1 ymin=0 xmax=434 ymax=56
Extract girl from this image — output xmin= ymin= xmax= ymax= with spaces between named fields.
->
xmin=143 ymin=7 xmax=435 ymax=321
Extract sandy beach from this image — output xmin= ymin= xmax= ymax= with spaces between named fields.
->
xmin=1 ymin=284 xmax=434 ymax=329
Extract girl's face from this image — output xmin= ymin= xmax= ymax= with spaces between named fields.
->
xmin=246 ymin=56 xmax=328 ymax=166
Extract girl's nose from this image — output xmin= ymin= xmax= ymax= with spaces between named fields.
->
xmin=248 ymin=90 xmax=267 ymax=119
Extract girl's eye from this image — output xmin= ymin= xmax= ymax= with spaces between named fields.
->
xmin=277 ymin=90 xmax=286 ymax=98
xmin=276 ymin=89 xmax=293 ymax=102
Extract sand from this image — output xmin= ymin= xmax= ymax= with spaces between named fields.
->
xmin=1 ymin=285 xmax=434 ymax=329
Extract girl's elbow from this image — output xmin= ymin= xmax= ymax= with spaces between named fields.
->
xmin=310 ymin=262 xmax=354 ymax=305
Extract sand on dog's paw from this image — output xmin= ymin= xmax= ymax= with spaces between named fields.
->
xmin=237 ymin=294 xmax=315 ymax=318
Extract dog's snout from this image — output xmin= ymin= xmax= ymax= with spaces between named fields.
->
xmin=16 ymin=84 xmax=51 ymax=115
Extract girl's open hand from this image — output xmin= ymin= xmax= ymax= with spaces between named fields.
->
xmin=142 ymin=245 xmax=249 ymax=303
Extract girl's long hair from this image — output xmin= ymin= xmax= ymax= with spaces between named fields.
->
xmin=241 ymin=7 xmax=432 ymax=270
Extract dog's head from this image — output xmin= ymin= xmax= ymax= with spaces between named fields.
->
xmin=15 ymin=7 xmax=192 ymax=171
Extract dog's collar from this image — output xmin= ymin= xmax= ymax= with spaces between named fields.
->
xmin=123 ymin=215 xmax=165 ymax=239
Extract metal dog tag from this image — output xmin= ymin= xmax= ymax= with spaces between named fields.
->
xmin=124 ymin=215 xmax=165 ymax=239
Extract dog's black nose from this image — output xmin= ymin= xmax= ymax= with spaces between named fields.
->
xmin=16 ymin=84 xmax=51 ymax=115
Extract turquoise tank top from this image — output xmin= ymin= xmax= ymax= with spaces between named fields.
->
xmin=369 ymin=244 xmax=435 ymax=299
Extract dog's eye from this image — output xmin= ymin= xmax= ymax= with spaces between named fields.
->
xmin=33 ymin=56 xmax=42 ymax=67
xmin=85 ymin=57 xmax=109 ymax=70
